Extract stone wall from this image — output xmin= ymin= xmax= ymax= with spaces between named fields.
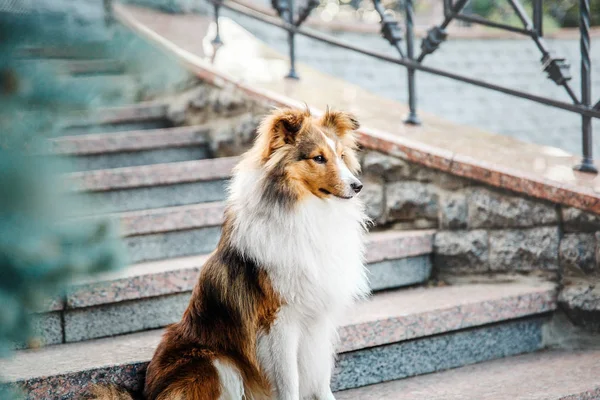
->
xmin=169 ymin=82 xmax=271 ymax=156
xmin=359 ymin=150 xmax=600 ymax=330
xmin=360 ymin=150 xmax=600 ymax=278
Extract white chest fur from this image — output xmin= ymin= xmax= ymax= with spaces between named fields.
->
xmin=229 ymin=169 xmax=370 ymax=317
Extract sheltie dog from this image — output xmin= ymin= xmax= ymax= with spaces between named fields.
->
xmin=92 ymin=107 xmax=369 ymax=400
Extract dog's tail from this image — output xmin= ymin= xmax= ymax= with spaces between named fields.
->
xmin=87 ymin=384 xmax=136 ymax=400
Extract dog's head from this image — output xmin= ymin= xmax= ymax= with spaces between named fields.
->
xmin=254 ymin=107 xmax=362 ymax=202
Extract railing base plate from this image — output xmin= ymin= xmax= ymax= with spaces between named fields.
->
xmin=404 ymin=113 xmax=421 ymax=126
xmin=574 ymin=161 xmax=598 ymax=174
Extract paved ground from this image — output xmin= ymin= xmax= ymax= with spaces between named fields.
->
xmin=222 ymin=9 xmax=600 ymax=158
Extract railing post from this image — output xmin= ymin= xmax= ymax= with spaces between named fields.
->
xmin=211 ymin=1 xmax=223 ymax=46
xmin=285 ymin=0 xmax=299 ymax=79
xmin=575 ymin=0 xmax=597 ymax=173
xmin=443 ymin=0 xmax=452 ymax=19
xmin=103 ymin=0 xmax=113 ymax=27
xmin=404 ymin=0 xmax=420 ymax=125
xmin=533 ymin=0 xmax=543 ymax=36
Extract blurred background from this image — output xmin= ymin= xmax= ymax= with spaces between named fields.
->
xmin=1 ymin=0 xmax=600 ymax=398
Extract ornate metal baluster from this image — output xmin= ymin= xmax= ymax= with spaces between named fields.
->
xmin=372 ymin=0 xmax=404 ymax=57
xmin=272 ymin=0 xmax=299 ymax=79
xmin=575 ymin=0 xmax=597 ymax=172
xmin=211 ymin=1 xmax=223 ymax=46
xmin=285 ymin=0 xmax=298 ymax=79
xmin=504 ymin=0 xmax=578 ymax=103
xmin=296 ymin=0 xmax=319 ymax=27
xmin=533 ymin=0 xmax=543 ymax=37
xmin=443 ymin=0 xmax=452 ymax=19
xmin=404 ymin=0 xmax=419 ymax=124
xmin=506 ymin=0 xmax=530 ymax=29
xmin=269 ymin=0 xmax=319 ymax=79
xmin=103 ymin=0 xmax=113 ymax=27
xmin=214 ymin=0 xmax=600 ymax=171
xmin=418 ymin=0 xmax=468 ymax=62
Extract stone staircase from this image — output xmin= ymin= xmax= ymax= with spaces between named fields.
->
xmin=336 ymin=349 xmax=600 ymax=399
xmin=2 ymin=10 xmax=600 ymax=400
xmin=0 ymin=82 xmax=572 ymax=400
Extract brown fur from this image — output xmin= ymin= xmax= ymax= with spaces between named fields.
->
xmin=87 ymin=385 xmax=135 ymax=400
xmin=143 ymin=218 xmax=281 ymax=400
xmin=88 ymin=107 xmax=361 ymax=400
xmin=248 ymin=107 xmax=361 ymax=203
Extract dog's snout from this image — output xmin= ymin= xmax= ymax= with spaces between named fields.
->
xmin=351 ymin=181 xmax=363 ymax=194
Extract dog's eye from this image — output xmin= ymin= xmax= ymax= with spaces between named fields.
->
xmin=313 ymin=155 xmax=326 ymax=164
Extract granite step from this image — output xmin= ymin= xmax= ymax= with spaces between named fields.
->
xmin=99 ymin=201 xmax=433 ymax=265
xmin=54 ymin=125 xmax=213 ymax=171
xmin=70 ymin=158 xmax=236 ymax=214
xmin=54 ymin=74 xmax=140 ymax=108
xmin=34 ymin=230 xmax=434 ymax=344
xmin=13 ymin=60 xmax=138 ymax=108
xmin=60 ymin=102 xmax=171 ymax=135
xmin=336 ymin=349 xmax=600 ymax=400
xmin=64 ymin=59 xmax=126 ymax=76
xmin=18 ymin=43 xmax=111 ymax=60
xmin=53 ymin=109 xmax=262 ymax=171
xmin=0 ymin=278 xmax=557 ymax=399
xmin=111 ymin=202 xmax=224 ymax=263
xmin=21 ymin=59 xmax=126 ymax=77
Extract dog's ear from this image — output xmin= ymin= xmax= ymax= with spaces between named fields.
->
xmin=320 ymin=107 xmax=360 ymax=136
xmin=259 ymin=108 xmax=310 ymax=160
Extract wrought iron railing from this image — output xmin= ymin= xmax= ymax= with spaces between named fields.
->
xmin=206 ymin=0 xmax=600 ymax=173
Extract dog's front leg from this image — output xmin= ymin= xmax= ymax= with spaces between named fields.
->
xmin=258 ymin=307 xmax=301 ymax=400
xmin=298 ymin=318 xmax=337 ymax=400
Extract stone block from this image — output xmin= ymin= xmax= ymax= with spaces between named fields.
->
xmin=368 ymin=256 xmax=432 ymax=292
xmin=72 ymin=146 xmax=211 ymax=172
xmin=124 ymin=226 xmax=221 ymax=264
xmin=386 ymin=182 xmax=438 ymax=223
xmin=560 ymin=233 xmax=597 ymax=276
xmin=64 ymin=292 xmax=191 ymax=342
xmin=467 ymin=187 xmax=557 ymax=229
xmin=411 ymin=166 xmax=471 ymax=190
xmin=489 ymin=227 xmax=560 ymax=272
xmin=439 ymin=191 xmax=467 ymax=229
xmin=558 ymin=281 xmax=600 ymax=332
xmin=14 ymin=312 xmax=63 ymax=349
xmin=433 ymin=230 xmax=488 ymax=273
xmin=362 ymin=151 xmax=410 ymax=182
xmin=332 ymin=317 xmax=544 ymax=391
xmin=361 ymin=177 xmax=385 ymax=223
xmin=210 ymin=87 xmax=248 ymax=113
xmin=86 ymin=179 xmax=228 ymax=214
xmin=562 ymin=207 xmax=600 ymax=233
xmin=392 ymin=220 xmax=438 ymax=230
xmin=361 ymin=151 xmax=470 ymax=190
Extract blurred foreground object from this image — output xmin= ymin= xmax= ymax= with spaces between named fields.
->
xmin=0 ymin=3 xmax=125 ymax=394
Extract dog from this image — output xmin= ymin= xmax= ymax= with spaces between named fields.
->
xmin=91 ymin=107 xmax=369 ymax=400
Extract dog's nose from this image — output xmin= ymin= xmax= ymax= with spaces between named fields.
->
xmin=351 ymin=181 xmax=363 ymax=194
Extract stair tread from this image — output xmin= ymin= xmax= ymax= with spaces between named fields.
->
xmin=60 ymin=102 xmax=169 ymax=130
xmin=64 ymin=59 xmax=126 ymax=76
xmin=95 ymin=201 xmax=437 ymax=240
xmin=52 ymin=125 xmax=210 ymax=156
xmin=112 ymin=201 xmax=226 ymax=236
xmin=65 ymin=229 xmax=434 ymax=308
xmin=18 ymin=43 xmax=111 ymax=60
xmin=1 ymin=278 xmax=556 ymax=383
xmin=336 ymin=349 xmax=600 ymax=400
xmin=70 ymin=157 xmax=238 ymax=192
